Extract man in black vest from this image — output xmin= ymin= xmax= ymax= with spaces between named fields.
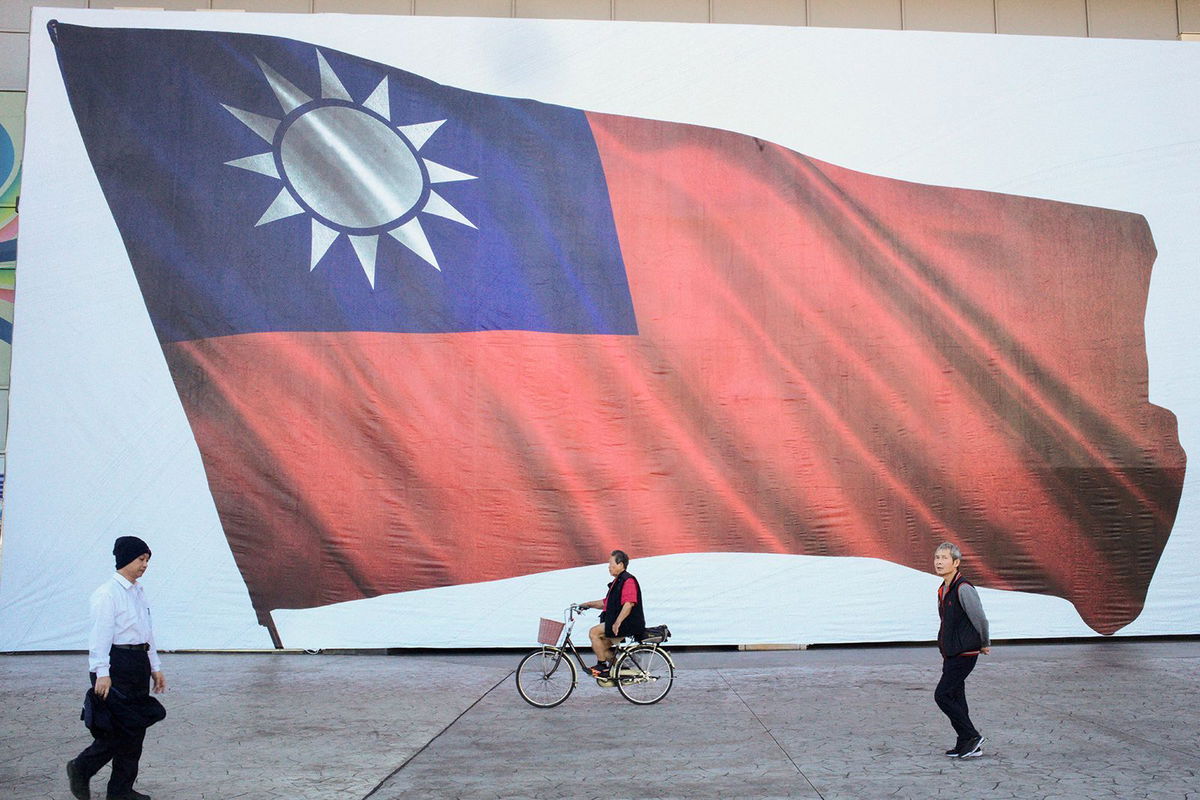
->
xmin=579 ymin=549 xmax=645 ymax=678
xmin=934 ymin=541 xmax=991 ymax=759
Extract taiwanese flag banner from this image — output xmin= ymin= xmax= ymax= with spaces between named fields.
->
xmin=49 ymin=21 xmax=1184 ymax=637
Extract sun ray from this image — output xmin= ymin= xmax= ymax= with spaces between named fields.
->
xmin=316 ymin=51 xmax=353 ymax=102
xmin=256 ymin=57 xmax=313 ymax=115
xmin=422 ymin=190 xmax=476 ymax=229
xmin=225 ymin=153 xmax=279 ymax=179
xmin=311 ymin=219 xmax=339 ymax=270
xmin=388 ymin=218 xmax=440 ymax=271
xmin=222 ymin=104 xmax=280 ymax=145
xmin=398 ymin=120 xmax=445 ymax=150
xmin=256 ymin=188 xmax=306 ymax=226
xmin=424 ymin=159 xmax=477 ymax=184
xmin=348 ymin=235 xmax=379 ymax=287
xmin=362 ymin=77 xmax=390 ymax=118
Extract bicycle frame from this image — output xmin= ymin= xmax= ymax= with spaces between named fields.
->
xmin=541 ymin=605 xmax=596 ymax=679
xmin=517 ymin=605 xmax=676 ymax=707
xmin=543 ymin=605 xmax=675 ymax=683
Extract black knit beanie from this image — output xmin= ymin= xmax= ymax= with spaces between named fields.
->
xmin=114 ymin=536 xmax=152 ymax=569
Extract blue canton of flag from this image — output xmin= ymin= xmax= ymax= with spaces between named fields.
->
xmin=50 ymin=21 xmax=636 ymax=343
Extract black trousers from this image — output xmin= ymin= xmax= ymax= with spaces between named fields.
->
xmin=75 ymin=647 xmax=151 ymax=796
xmin=935 ymin=654 xmax=980 ymax=743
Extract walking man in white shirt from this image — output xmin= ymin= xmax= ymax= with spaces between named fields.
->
xmin=67 ymin=536 xmax=167 ymax=800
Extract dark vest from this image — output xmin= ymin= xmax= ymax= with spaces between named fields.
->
xmin=938 ymin=573 xmax=982 ymax=657
xmin=602 ymin=570 xmax=646 ymax=638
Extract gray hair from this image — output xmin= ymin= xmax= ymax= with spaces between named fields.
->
xmin=934 ymin=542 xmax=962 ymax=561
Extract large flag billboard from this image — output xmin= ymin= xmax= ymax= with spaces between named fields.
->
xmin=2 ymin=9 xmax=1197 ymax=649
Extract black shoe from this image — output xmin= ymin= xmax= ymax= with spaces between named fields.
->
xmin=957 ymin=735 xmax=984 ymax=759
xmin=587 ymin=662 xmax=609 ymax=677
xmin=944 ymin=746 xmax=961 ymax=757
xmin=106 ymin=791 xmax=151 ymax=800
xmin=66 ymin=760 xmax=90 ymax=800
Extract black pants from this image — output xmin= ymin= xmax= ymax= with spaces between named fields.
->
xmin=75 ymin=647 xmax=151 ymax=796
xmin=935 ymin=654 xmax=980 ymax=744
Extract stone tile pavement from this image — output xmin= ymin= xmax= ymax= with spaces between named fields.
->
xmin=1 ymin=651 xmax=515 ymax=799
xmin=2 ymin=642 xmax=1197 ymax=799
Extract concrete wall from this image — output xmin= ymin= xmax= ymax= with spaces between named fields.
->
xmin=2 ymin=0 xmax=1199 ymax=91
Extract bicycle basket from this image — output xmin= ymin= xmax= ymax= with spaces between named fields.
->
xmin=537 ymin=617 xmax=565 ymax=646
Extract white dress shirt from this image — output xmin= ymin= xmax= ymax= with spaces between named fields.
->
xmin=87 ymin=573 xmax=162 ymax=677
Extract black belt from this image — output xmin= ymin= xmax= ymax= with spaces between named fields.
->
xmin=112 ymin=643 xmax=150 ymax=651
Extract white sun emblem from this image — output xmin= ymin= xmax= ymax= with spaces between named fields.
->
xmin=222 ymin=51 xmax=477 ymax=288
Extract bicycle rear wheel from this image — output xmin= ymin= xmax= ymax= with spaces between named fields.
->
xmin=515 ymin=648 xmax=577 ymax=708
xmin=614 ymin=645 xmax=674 ymax=705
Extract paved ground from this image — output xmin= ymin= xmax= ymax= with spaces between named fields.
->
xmin=2 ymin=641 xmax=1197 ymax=799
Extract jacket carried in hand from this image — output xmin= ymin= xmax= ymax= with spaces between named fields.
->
xmin=81 ymin=686 xmax=166 ymax=735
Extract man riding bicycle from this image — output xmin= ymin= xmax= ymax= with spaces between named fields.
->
xmin=579 ymin=550 xmax=645 ymax=678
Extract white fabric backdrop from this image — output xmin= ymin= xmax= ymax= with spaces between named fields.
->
xmin=1 ymin=8 xmax=1197 ymax=650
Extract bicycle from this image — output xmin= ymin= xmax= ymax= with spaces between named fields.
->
xmin=515 ymin=604 xmax=675 ymax=708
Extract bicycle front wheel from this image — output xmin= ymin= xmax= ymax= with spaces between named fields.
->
xmin=515 ymin=648 xmax=577 ymax=708
xmin=614 ymin=645 xmax=674 ymax=705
